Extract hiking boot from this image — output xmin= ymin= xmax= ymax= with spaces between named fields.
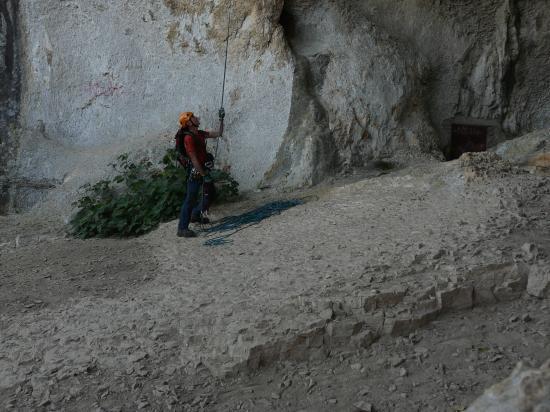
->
xmin=177 ymin=229 xmax=197 ymax=238
xmin=190 ymin=215 xmax=210 ymax=224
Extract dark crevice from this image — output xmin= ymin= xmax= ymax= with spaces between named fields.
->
xmin=0 ymin=0 xmax=19 ymax=107
xmin=502 ymin=0 xmax=521 ymax=111
xmin=0 ymin=0 xmax=21 ymax=214
xmin=278 ymin=8 xmax=297 ymax=51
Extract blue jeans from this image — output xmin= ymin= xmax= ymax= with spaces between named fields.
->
xmin=178 ymin=177 xmax=204 ymax=231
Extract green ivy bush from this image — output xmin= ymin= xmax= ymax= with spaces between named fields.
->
xmin=69 ymin=149 xmax=239 ymax=238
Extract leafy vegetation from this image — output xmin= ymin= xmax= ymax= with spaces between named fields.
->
xmin=69 ymin=149 xmax=239 ymax=238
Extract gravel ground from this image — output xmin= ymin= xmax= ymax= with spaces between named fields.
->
xmin=0 ymin=156 xmax=548 ymax=411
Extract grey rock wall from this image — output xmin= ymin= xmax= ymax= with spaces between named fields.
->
xmin=504 ymin=0 xmax=550 ymax=134
xmin=265 ymin=0 xmax=441 ymax=187
xmin=12 ymin=0 xmax=293 ymax=213
xmin=346 ymin=0 xmax=550 ymax=153
xmin=467 ymin=360 xmax=550 ymax=412
xmin=4 ymin=0 xmax=550 ymax=214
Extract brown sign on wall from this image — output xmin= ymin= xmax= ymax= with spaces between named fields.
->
xmin=450 ymin=124 xmax=488 ymax=160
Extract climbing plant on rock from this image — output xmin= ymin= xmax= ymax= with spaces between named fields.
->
xmin=69 ymin=149 xmax=239 ymax=238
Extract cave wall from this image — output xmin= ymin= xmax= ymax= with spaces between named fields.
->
xmin=0 ymin=0 xmax=20 ymax=213
xmin=265 ymin=0 xmax=550 ymax=184
xmin=505 ymin=0 xmax=550 ymax=134
xmin=5 ymin=0 xmax=550 ymax=213
xmin=12 ymin=0 xmax=293 ymax=213
xmin=265 ymin=0 xmax=442 ymax=187
xmin=345 ymin=0 xmax=550 ymax=151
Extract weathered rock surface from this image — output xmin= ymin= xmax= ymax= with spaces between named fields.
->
xmin=11 ymin=0 xmax=293 ymax=211
xmin=494 ymin=128 xmax=550 ymax=172
xmin=467 ymin=360 xmax=550 ymax=412
xmin=0 ymin=0 xmax=549 ymax=214
xmin=527 ymin=262 xmax=550 ymax=299
xmin=264 ymin=0 xmax=441 ymax=187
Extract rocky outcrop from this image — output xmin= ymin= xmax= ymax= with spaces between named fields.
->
xmin=264 ymin=0 xmax=441 ymax=187
xmin=467 ymin=360 xmax=550 ymax=412
xmin=2 ymin=0 xmax=550 ymax=213
xmin=493 ymin=128 xmax=550 ymax=172
xmin=527 ymin=262 xmax=550 ymax=299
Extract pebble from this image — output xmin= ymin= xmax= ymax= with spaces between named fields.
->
xmin=129 ymin=351 xmax=148 ymax=363
xmin=328 ymin=398 xmax=338 ymax=404
xmin=351 ymin=363 xmax=362 ymax=371
xmin=490 ymin=355 xmax=504 ymax=363
xmin=415 ymin=347 xmax=429 ymax=359
xmin=136 ymin=401 xmax=149 ymax=409
xmin=391 ymin=356 xmax=406 ymax=367
xmin=522 ymin=314 xmax=532 ymax=322
xmin=39 ymin=398 xmax=51 ymax=407
xmin=388 ymin=384 xmax=397 ymax=392
xmin=399 ymin=368 xmax=408 ymax=377
xmin=509 ymin=315 xmax=519 ymax=323
xmin=281 ymin=379 xmax=292 ymax=389
xmin=358 ymin=387 xmax=370 ymax=397
xmin=353 ymin=401 xmax=373 ymax=411
xmin=136 ymin=368 xmax=149 ymax=377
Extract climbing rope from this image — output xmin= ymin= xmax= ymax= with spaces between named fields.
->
xmin=200 ymin=6 xmax=232 ymax=228
xmin=214 ymin=3 xmax=231 ymax=162
xmin=203 ymin=199 xmax=303 ymax=246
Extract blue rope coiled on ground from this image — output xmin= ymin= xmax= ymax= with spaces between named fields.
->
xmin=203 ymin=199 xmax=303 ymax=246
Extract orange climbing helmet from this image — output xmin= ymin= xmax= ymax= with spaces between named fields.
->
xmin=179 ymin=112 xmax=194 ymax=127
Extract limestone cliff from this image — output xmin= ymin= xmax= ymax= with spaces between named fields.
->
xmin=1 ymin=0 xmax=549 ymax=214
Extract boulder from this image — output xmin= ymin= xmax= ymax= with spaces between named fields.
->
xmin=527 ymin=263 xmax=550 ymax=299
xmin=437 ymin=285 xmax=473 ymax=312
xmin=467 ymin=360 xmax=550 ymax=412
xmin=493 ymin=129 xmax=550 ymax=169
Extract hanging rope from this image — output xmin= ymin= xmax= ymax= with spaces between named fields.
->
xmin=214 ymin=4 xmax=231 ymax=162
xmin=200 ymin=6 xmax=232 ymax=226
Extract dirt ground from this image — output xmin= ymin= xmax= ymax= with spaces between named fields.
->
xmin=0 ymin=157 xmax=549 ymax=411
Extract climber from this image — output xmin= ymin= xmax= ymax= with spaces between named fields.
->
xmin=176 ymin=109 xmax=225 ymax=238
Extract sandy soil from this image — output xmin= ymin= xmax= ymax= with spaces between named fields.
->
xmin=0 ymin=156 xmax=549 ymax=411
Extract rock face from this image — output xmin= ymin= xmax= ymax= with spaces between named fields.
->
xmin=0 ymin=0 xmax=20 ymax=213
xmin=12 ymin=0 xmax=293 ymax=211
xmin=2 ymin=0 xmax=550 ymax=213
xmin=467 ymin=360 xmax=550 ymax=412
xmin=494 ymin=128 xmax=549 ymax=171
xmin=264 ymin=0 xmax=441 ymax=187
xmin=527 ymin=262 xmax=550 ymax=299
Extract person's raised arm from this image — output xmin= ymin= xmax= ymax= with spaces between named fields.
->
xmin=206 ymin=108 xmax=225 ymax=138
